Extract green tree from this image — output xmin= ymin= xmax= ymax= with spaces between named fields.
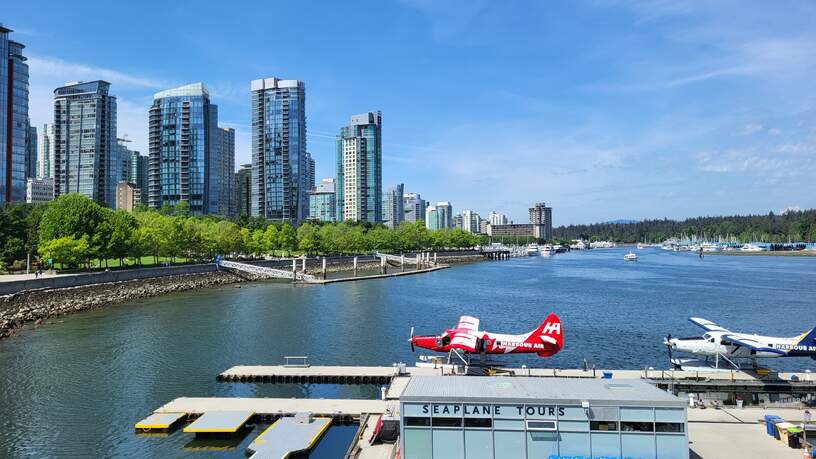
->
xmin=98 ymin=210 xmax=137 ymax=266
xmin=278 ymin=223 xmax=297 ymax=256
xmin=297 ymin=223 xmax=322 ymax=255
xmin=38 ymin=235 xmax=91 ymax=269
xmin=39 ymin=193 xmax=106 ymax=242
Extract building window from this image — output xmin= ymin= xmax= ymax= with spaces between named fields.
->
xmin=656 ymin=422 xmax=685 ymax=433
xmin=431 ymin=418 xmax=462 ymax=428
xmin=526 ymin=420 xmax=557 ymax=431
xmin=621 ymin=422 xmax=654 ymax=432
xmin=464 ymin=418 xmax=492 ymax=428
xmin=590 ymin=421 xmax=618 ymax=431
xmin=404 ymin=417 xmax=430 ymax=427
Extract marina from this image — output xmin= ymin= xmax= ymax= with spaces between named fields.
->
xmin=1 ymin=249 xmax=815 ymax=457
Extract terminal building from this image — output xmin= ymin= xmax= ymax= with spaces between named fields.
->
xmin=399 ymin=376 xmax=688 ymax=459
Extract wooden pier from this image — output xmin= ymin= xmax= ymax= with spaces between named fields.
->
xmin=216 ymin=364 xmax=440 ymax=384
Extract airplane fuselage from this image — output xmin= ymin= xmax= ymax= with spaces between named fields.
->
xmin=668 ymin=331 xmax=816 ymax=359
xmin=412 ymin=329 xmax=559 ymax=356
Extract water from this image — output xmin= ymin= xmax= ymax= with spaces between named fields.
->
xmin=0 ymin=248 xmax=814 ymax=458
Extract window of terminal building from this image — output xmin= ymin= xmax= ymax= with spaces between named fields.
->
xmin=590 ymin=421 xmax=618 ymax=431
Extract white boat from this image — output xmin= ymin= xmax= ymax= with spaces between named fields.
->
xmin=539 ymin=245 xmax=556 ymax=256
xmin=624 ymin=252 xmax=638 ymax=261
xmin=525 ymin=244 xmax=540 ymax=256
xmin=701 ymin=242 xmax=721 ymax=252
xmin=740 ymin=243 xmax=765 ymax=252
xmin=637 ymin=243 xmax=646 ymax=250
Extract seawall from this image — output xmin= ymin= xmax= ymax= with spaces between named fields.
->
xmin=0 ymin=271 xmax=244 ymax=340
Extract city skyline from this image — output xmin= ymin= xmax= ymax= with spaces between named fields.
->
xmin=5 ymin=1 xmax=816 ymax=224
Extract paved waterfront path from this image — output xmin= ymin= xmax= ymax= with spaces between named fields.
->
xmin=688 ymin=407 xmax=805 ymax=458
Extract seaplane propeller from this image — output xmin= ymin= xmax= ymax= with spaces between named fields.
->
xmin=410 ymin=327 xmax=415 ymax=352
xmin=664 ymin=334 xmax=673 ymax=364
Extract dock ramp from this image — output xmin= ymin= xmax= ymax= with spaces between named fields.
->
xmin=218 ymin=260 xmax=315 ymax=282
xmin=247 ymin=413 xmax=331 ymax=458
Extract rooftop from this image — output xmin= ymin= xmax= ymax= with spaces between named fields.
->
xmin=400 ymin=377 xmax=686 ymax=407
xmin=154 ymin=82 xmax=208 ymax=100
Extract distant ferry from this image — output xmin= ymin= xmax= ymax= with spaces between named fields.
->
xmin=539 ymin=245 xmax=556 ymax=256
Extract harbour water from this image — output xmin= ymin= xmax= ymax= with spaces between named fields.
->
xmin=0 ymin=247 xmax=814 ymax=458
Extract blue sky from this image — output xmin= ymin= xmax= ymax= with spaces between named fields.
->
xmin=6 ymin=0 xmax=816 ymax=224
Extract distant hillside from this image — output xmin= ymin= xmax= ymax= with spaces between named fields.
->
xmin=605 ymin=219 xmax=638 ymax=225
xmin=554 ymin=210 xmax=816 ymax=243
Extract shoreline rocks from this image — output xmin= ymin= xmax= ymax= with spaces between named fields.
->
xmin=0 ymin=271 xmax=244 ymax=340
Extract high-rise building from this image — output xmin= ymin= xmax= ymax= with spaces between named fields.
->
xmin=217 ymin=127 xmax=235 ymax=216
xmin=251 ymin=77 xmax=308 ymax=223
xmin=529 ymin=202 xmax=553 ymax=240
xmin=25 ymin=177 xmax=53 ymax=204
xmin=1 ymin=27 xmax=29 ymax=204
xmin=335 ymin=111 xmax=382 ymax=223
xmin=452 ymin=214 xmax=463 ymax=230
xmin=37 ymin=123 xmax=54 ymax=179
xmin=488 ymin=211 xmax=509 ymax=226
xmin=114 ymin=138 xmax=134 ymax=184
xmin=308 ymin=177 xmax=336 ymax=222
xmin=425 ymin=205 xmax=439 ymax=230
xmin=128 ymin=151 xmax=148 ymax=205
xmin=460 ymin=209 xmax=480 ymax=233
xmin=304 ymin=151 xmax=315 ymax=191
xmin=148 ymin=83 xmax=218 ymax=215
xmin=382 ymin=183 xmax=404 ymax=228
xmin=235 ymin=163 xmax=252 ymax=217
xmin=115 ymin=181 xmax=141 ymax=211
xmin=53 ymin=80 xmax=117 ymax=206
xmin=25 ymin=122 xmax=36 ymax=178
xmin=436 ymin=202 xmax=453 ymax=228
xmin=403 ymin=192 xmax=427 ymax=223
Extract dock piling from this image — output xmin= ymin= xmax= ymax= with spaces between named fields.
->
xmin=322 ymin=258 xmax=326 ymax=280
xmin=302 ymin=258 xmax=306 ymax=272
xmin=353 ymin=257 xmax=358 ymax=277
xmin=400 ymin=254 xmax=405 ymax=272
xmin=292 ymin=260 xmax=297 ymax=282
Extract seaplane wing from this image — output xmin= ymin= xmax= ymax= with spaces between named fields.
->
xmin=449 ymin=332 xmax=478 ymax=352
xmin=723 ymin=334 xmax=786 ymax=355
xmin=689 ymin=317 xmax=730 ymax=333
xmin=455 ymin=315 xmax=480 ymax=333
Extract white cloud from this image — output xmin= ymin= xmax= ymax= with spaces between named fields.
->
xmin=27 ymin=56 xmax=167 ymax=89
xmin=740 ymin=123 xmax=764 ymax=135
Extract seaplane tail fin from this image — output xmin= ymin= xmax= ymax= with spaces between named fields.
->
xmin=795 ymin=326 xmax=816 ymax=346
xmin=532 ymin=313 xmax=563 ymax=355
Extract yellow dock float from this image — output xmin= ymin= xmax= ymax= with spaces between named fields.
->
xmin=134 ymin=412 xmax=186 ymax=432
xmin=246 ymin=413 xmax=332 ymax=458
xmin=183 ymin=410 xmax=254 ymax=435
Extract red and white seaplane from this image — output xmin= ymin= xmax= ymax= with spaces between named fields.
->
xmin=409 ymin=313 xmax=564 ymax=366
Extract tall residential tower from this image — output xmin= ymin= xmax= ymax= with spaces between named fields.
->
xmin=250 ymin=77 xmax=308 ymax=223
xmin=53 ymin=80 xmax=117 ymax=206
xmin=0 ymin=26 xmax=29 ymax=204
xmin=148 ymin=83 xmax=218 ymax=215
xmin=335 ymin=111 xmax=382 ymax=223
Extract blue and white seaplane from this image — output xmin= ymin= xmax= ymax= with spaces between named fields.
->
xmin=664 ymin=317 xmax=816 ymax=370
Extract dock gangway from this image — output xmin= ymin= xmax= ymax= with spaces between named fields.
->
xmin=218 ymin=260 xmax=316 ymax=282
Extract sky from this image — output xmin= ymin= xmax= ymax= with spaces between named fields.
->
xmin=6 ymin=0 xmax=816 ymax=225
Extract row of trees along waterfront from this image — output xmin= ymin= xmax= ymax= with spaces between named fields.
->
xmin=0 ymin=194 xmax=486 ymax=271
xmin=553 ymin=210 xmax=816 ymax=244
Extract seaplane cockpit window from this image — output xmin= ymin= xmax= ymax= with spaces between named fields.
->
xmin=702 ymin=333 xmax=711 ymax=340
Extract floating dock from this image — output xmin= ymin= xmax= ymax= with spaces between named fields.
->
xmin=217 ymin=364 xmax=440 ymax=384
xmin=183 ymin=410 xmax=254 ymax=435
xmin=246 ymin=414 xmax=331 ymax=458
xmin=154 ymin=397 xmax=395 ymax=421
xmin=134 ymin=412 xmax=186 ymax=432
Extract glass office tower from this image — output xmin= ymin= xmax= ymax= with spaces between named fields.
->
xmin=250 ymin=77 xmax=308 ymax=223
xmin=335 ymin=111 xmax=382 ymax=223
xmin=382 ymin=183 xmax=404 ymax=228
xmin=37 ymin=123 xmax=54 ymax=179
xmin=148 ymin=83 xmax=218 ymax=215
xmin=129 ymin=151 xmax=148 ymax=205
xmin=53 ymin=80 xmax=117 ymax=206
xmin=0 ymin=26 xmax=29 ymax=204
